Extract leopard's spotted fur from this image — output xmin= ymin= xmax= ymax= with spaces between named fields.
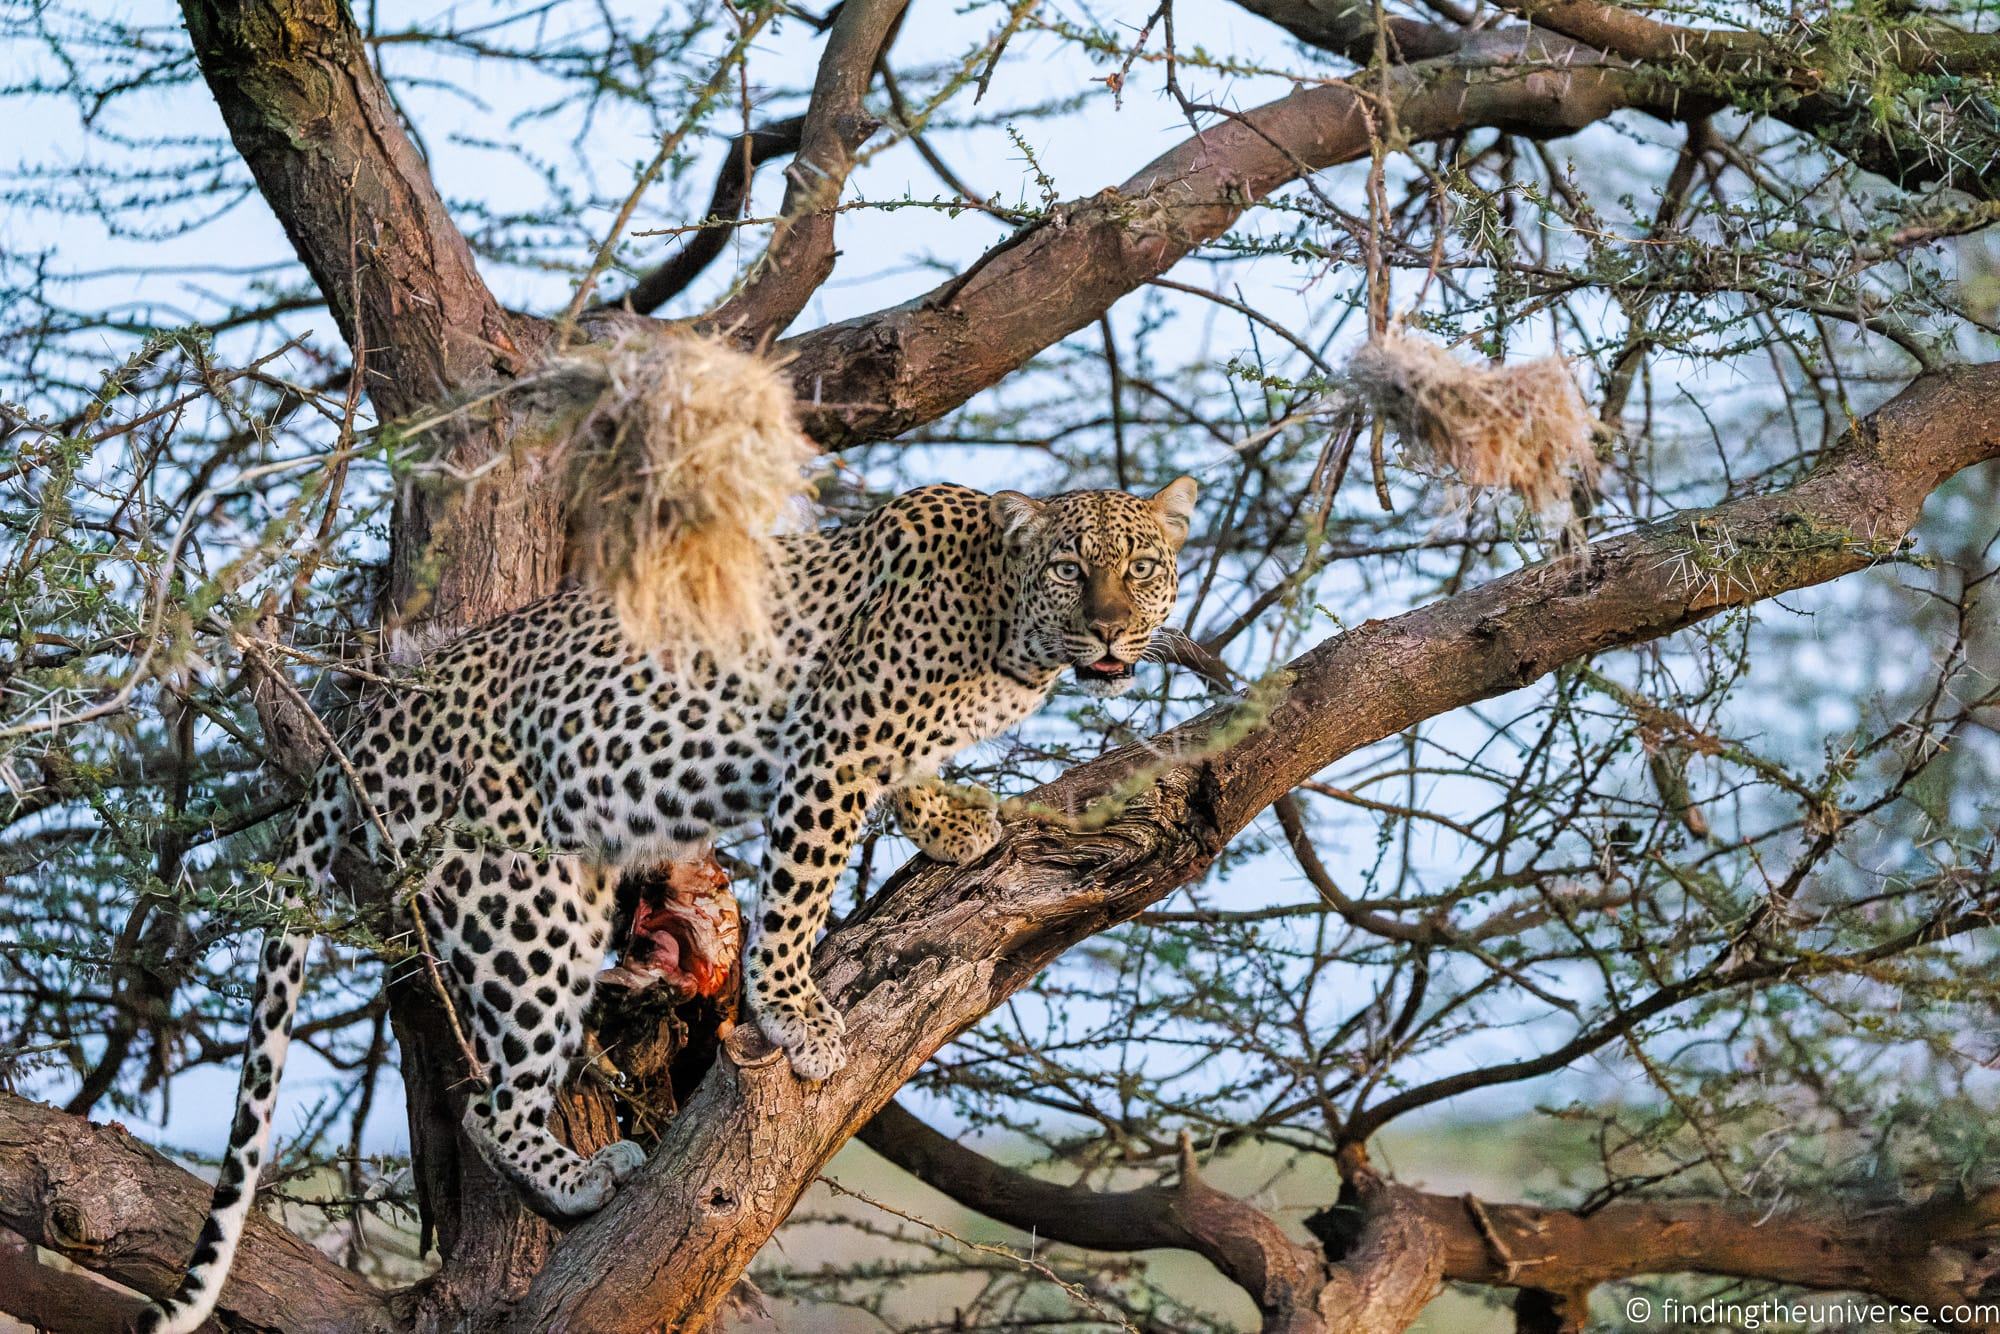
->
xmin=144 ymin=478 xmax=1196 ymax=1333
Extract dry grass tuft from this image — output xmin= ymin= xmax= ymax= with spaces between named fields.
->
xmin=1347 ymin=330 xmax=1601 ymax=516
xmin=533 ymin=331 xmax=815 ymax=664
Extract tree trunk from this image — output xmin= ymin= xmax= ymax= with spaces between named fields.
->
xmin=176 ymin=0 xmax=591 ymax=1315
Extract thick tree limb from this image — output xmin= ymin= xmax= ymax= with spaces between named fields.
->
xmin=1387 ymin=1181 xmax=2000 ymax=1310
xmin=177 ymin=0 xmax=527 ymax=417
xmin=503 ymin=364 xmax=2000 ymax=1331
xmin=784 ymin=14 xmax=2000 ymax=448
xmin=0 ymin=1229 xmax=148 ymax=1334
xmin=859 ymin=1102 xmax=1441 ymax=1334
xmin=0 ymin=1092 xmax=397 ymax=1333
xmin=782 ymin=27 xmax=1669 ymax=447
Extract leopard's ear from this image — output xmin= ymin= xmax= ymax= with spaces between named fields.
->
xmin=991 ymin=490 xmax=1045 ymax=543
xmin=1150 ymin=476 xmax=1198 ymax=547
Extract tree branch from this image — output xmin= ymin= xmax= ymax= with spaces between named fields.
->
xmin=1508 ymin=0 xmax=2000 ymax=73
xmin=782 ymin=14 xmax=2000 ymax=449
xmin=1495 ymin=0 xmax=2000 ymax=196
xmin=780 ymin=26 xmax=1687 ymax=448
xmin=0 ymin=1092 xmax=397 ymax=1333
xmin=503 ymin=362 xmax=2000 ymax=1330
xmin=0 ymin=1228 xmax=148 ymax=1334
xmin=859 ymin=1102 xmax=1441 ymax=1334
xmin=1380 ymin=1180 xmax=2000 ymax=1310
xmin=1224 ymin=0 xmax=1463 ymax=63
xmin=862 ymin=1101 xmax=2000 ymax=1322
xmin=701 ymin=0 xmax=906 ymax=343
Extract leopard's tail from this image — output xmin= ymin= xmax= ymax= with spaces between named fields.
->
xmin=538 ymin=330 xmax=817 ymax=665
xmin=140 ymin=777 xmax=335 ymax=1334
xmin=137 ymin=922 xmax=308 ymax=1333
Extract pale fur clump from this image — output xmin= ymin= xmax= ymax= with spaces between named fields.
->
xmin=536 ymin=332 xmax=815 ymax=664
xmin=1347 ymin=330 xmax=1601 ymax=516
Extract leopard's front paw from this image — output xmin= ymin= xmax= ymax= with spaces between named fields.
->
xmin=752 ymin=994 xmax=849 ymax=1082
xmin=917 ymin=805 xmax=1003 ymax=865
xmin=783 ymin=1023 xmax=848 ymax=1081
xmin=560 ymin=1140 xmax=648 ymax=1215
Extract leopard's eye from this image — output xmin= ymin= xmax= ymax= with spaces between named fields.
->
xmin=1129 ymin=557 xmax=1159 ymax=580
xmin=1050 ymin=559 xmax=1084 ymax=582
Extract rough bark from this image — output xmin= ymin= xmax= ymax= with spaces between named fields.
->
xmin=177 ymin=0 xmax=558 ymax=642
xmin=1 ymin=1229 xmax=150 ymax=1334
xmin=174 ymin=0 xmax=589 ymax=1318
xmin=0 ymin=1093 xmax=397 ymax=1332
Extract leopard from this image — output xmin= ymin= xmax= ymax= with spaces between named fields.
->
xmin=144 ymin=474 xmax=1197 ymax=1333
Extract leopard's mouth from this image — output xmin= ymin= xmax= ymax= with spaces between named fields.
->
xmin=1075 ymin=656 xmax=1136 ymax=684
xmin=1073 ymin=656 xmax=1138 ymax=696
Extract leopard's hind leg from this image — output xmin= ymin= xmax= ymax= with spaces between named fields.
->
xmin=420 ymin=838 xmax=644 ymax=1216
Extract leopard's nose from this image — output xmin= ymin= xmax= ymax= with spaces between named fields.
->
xmin=1089 ymin=616 xmax=1126 ymax=644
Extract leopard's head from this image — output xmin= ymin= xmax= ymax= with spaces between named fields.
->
xmin=993 ymin=477 xmax=1198 ymax=698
